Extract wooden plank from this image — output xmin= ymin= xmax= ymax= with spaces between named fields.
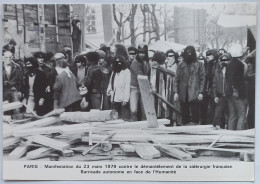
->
xmin=137 ymin=75 xmax=158 ymax=128
xmin=120 ymin=144 xmax=135 ymax=152
xmin=153 ymin=92 xmax=181 ymax=114
xmin=27 ymin=135 xmax=70 ymax=151
xmin=26 ymin=147 xmax=54 ymax=160
xmin=2 ymin=102 xmax=23 ymax=112
xmin=158 ymin=146 xmax=192 ymax=161
xmin=8 ymin=145 xmax=30 ymax=159
xmin=3 ymin=137 xmax=20 ymax=149
xmin=62 ymin=150 xmax=74 ymax=157
xmin=15 ymin=117 xmax=61 ymax=130
xmin=60 ymin=110 xmax=118 ymax=123
xmin=134 ymin=145 xmax=160 ymax=160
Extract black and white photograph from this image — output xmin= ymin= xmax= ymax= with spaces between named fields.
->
xmin=1 ymin=2 xmax=257 ymax=181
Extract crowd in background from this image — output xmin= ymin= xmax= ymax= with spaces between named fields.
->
xmin=2 ymin=39 xmax=255 ymax=130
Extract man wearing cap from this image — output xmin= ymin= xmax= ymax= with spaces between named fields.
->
xmin=3 ymin=51 xmax=23 ymax=114
xmin=212 ymin=54 xmax=234 ymax=129
xmin=34 ymin=51 xmax=52 ymax=79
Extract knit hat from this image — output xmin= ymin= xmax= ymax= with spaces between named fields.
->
xmin=206 ymin=49 xmax=219 ymax=59
xmin=165 ymin=49 xmax=175 ymax=56
xmin=219 ymin=53 xmax=232 ymax=61
xmin=86 ymin=51 xmax=99 ymax=64
xmin=128 ymin=46 xmax=137 ymax=53
xmin=34 ymin=51 xmax=46 ymax=59
xmin=97 ymin=50 xmax=106 ymax=59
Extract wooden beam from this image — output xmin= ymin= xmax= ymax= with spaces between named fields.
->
xmin=158 ymin=146 xmax=192 ymax=161
xmin=27 ymin=135 xmax=70 ymax=151
xmin=15 ymin=117 xmax=61 ymax=130
xmin=120 ymin=144 xmax=135 ymax=152
xmin=137 ymin=75 xmax=158 ymax=128
xmin=134 ymin=145 xmax=160 ymax=159
xmin=26 ymin=147 xmax=54 ymax=160
xmin=153 ymin=92 xmax=181 ymax=114
xmin=3 ymin=102 xmax=23 ymax=112
xmin=60 ymin=110 xmax=118 ymax=123
xmin=3 ymin=137 xmax=20 ymax=149
xmin=8 ymin=145 xmax=30 ymax=159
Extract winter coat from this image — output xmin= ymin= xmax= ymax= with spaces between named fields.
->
xmin=229 ymin=58 xmax=246 ymax=99
xmin=53 ymin=71 xmax=81 ymax=108
xmin=212 ymin=64 xmax=233 ymax=98
xmin=84 ymin=64 xmax=103 ymax=94
xmin=174 ymin=60 xmax=205 ymax=102
xmin=3 ymin=62 xmax=23 ymax=92
xmin=205 ymin=59 xmax=219 ymax=96
xmin=107 ymin=69 xmax=131 ymax=103
xmin=24 ymin=70 xmax=48 ymax=115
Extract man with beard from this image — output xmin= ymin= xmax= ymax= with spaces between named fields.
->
xmin=174 ymin=45 xmax=205 ymax=125
xmin=107 ymin=55 xmax=131 ymax=120
xmin=205 ymin=49 xmax=220 ymax=126
xmin=23 ymin=57 xmax=48 ymax=116
xmin=129 ymin=43 xmax=150 ymax=121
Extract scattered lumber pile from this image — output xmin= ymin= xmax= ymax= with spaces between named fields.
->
xmin=3 ymin=102 xmax=255 ymax=162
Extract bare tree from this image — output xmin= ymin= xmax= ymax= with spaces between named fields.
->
xmin=112 ymin=4 xmax=131 ymax=42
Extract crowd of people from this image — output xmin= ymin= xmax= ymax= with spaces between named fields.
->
xmin=2 ymin=39 xmax=255 ymax=130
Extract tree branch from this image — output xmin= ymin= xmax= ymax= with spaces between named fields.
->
xmin=112 ymin=4 xmax=121 ymax=26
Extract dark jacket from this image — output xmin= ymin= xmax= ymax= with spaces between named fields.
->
xmin=53 ymin=71 xmax=81 ymax=108
xmin=84 ymin=64 xmax=103 ymax=93
xmin=3 ymin=62 xmax=23 ymax=92
xmin=130 ymin=59 xmax=150 ymax=88
xmin=24 ymin=70 xmax=48 ymax=115
xmin=206 ymin=59 xmax=219 ymax=96
xmin=212 ymin=64 xmax=233 ymax=98
xmin=71 ymin=66 xmax=88 ymax=82
xmin=174 ymin=60 xmax=205 ymax=102
xmin=229 ymin=58 xmax=246 ymax=99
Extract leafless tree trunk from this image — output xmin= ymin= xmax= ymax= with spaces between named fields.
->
xmin=130 ymin=4 xmax=138 ymax=46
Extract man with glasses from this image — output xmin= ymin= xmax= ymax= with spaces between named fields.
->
xmin=128 ymin=46 xmax=137 ymax=65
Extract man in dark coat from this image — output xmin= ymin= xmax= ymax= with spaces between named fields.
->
xmin=174 ymin=45 xmax=205 ymax=125
xmin=24 ymin=57 xmax=48 ymax=116
xmin=212 ymin=54 xmax=234 ymax=129
xmin=84 ymin=51 xmax=103 ymax=109
xmin=227 ymin=47 xmax=247 ymax=130
xmin=205 ymin=49 xmax=220 ymax=126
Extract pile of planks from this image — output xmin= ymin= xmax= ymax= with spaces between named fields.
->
xmin=3 ymin=102 xmax=255 ymax=162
